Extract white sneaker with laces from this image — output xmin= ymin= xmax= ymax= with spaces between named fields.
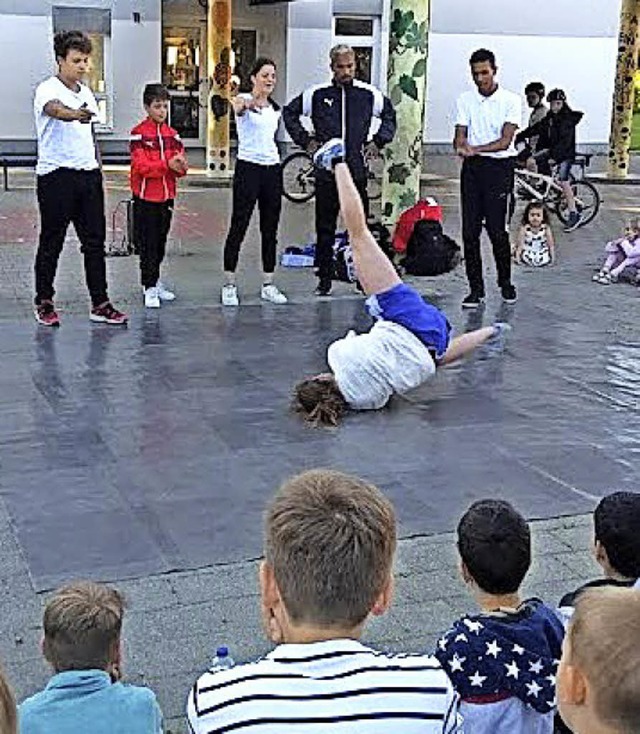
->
xmin=144 ymin=286 xmax=161 ymax=308
xmin=156 ymin=281 xmax=176 ymax=301
xmin=261 ymin=284 xmax=288 ymax=304
xmin=221 ymin=283 xmax=239 ymax=306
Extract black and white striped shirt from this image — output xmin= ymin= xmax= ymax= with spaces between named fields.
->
xmin=187 ymin=639 xmax=459 ymax=733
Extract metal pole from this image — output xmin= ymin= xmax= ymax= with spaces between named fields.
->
xmin=206 ymin=0 xmax=232 ymax=177
xmin=608 ymin=0 xmax=640 ymax=178
xmin=381 ymin=0 xmax=431 ymax=225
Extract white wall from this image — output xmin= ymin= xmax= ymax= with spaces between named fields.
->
xmin=425 ymin=33 xmax=618 ymax=145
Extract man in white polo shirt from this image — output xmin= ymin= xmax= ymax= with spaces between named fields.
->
xmin=454 ymin=48 xmax=521 ymax=309
xmin=33 ymin=30 xmax=127 ymax=326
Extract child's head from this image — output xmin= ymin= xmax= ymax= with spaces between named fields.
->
xmin=624 ymin=217 xmax=640 ymax=237
xmin=547 ymin=88 xmax=568 ymax=114
xmin=143 ymin=83 xmax=170 ymax=124
xmin=292 ymin=374 xmax=348 ymax=427
xmin=0 ymin=663 xmax=16 ymax=734
xmin=262 ymin=469 xmax=396 ymax=638
xmin=457 ymin=499 xmax=531 ymax=595
xmin=593 ymin=491 xmax=640 ymax=580
xmin=557 ymin=587 xmax=640 ymax=734
xmin=43 ymin=581 xmax=125 ymax=674
xmin=522 ymin=201 xmax=549 ymax=228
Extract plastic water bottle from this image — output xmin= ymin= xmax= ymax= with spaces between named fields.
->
xmin=210 ymin=645 xmax=235 ymax=672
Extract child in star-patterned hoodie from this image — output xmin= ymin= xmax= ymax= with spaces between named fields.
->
xmin=434 ymin=499 xmax=565 ymax=734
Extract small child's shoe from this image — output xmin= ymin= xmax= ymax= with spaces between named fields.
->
xmin=592 ymin=270 xmax=608 ymax=283
xmin=313 ymin=138 xmax=346 ymax=171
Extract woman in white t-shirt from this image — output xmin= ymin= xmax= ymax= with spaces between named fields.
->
xmin=221 ymin=58 xmax=287 ymax=306
xmin=293 ymin=140 xmax=510 ymax=426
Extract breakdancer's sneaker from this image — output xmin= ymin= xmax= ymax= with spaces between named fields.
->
xmin=313 ymin=138 xmax=346 ymax=171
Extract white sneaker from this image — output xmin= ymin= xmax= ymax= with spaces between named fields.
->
xmin=156 ymin=281 xmax=176 ymax=301
xmin=221 ymin=283 xmax=239 ymax=306
xmin=144 ymin=286 xmax=161 ymax=309
xmin=261 ymin=284 xmax=288 ymax=304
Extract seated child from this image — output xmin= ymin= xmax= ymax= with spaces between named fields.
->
xmin=293 ymin=139 xmax=509 ymax=426
xmin=188 ymin=469 xmax=460 ymax=734
xmin=558 ymin=491 xmax=640 ymax=617
xmin=19 ymin=581 xmax=163 ymax=734
xmin=0 ymin=662 xmax=16 ymax=734
xmin=435 ymin=499 xmax=565 ymax=734
xmin=513 ymin=202 xmax=555 ymax=267
xmin=556 ymin=587 xmax=640 ymax=734
xmin=593 ymin=217 xmax=640 ymax=284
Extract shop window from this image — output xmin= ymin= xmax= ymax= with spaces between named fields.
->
xmin=52 ymin=7 xmax=111 ymax=128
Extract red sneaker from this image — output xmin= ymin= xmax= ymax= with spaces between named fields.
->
xmin=90 ymin=301 xmax=128 ymax=325
xmin=34 ymin=301 xmax=60 ymax=327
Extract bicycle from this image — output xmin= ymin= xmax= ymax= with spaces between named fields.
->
xmin=513 ymin=156 xmax=601 ymax=228
xmin=281 ymin=148 xmax=382 ymax=203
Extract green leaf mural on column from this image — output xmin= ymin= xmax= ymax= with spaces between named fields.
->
xmin=382 ymin=0 xmax=431 ymax=225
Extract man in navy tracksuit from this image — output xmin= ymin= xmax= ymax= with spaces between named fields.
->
xmin=283 ymin=44 xmax=396 ymax=295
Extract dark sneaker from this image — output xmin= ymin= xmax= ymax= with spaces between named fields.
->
xmin=313 ymin=138 xmax=346 ymax=171
xmin=315 ymin=277 xmax=332 ymax=296
xmin=461 ymin=292 xmax=485 ymax=309
xmin=34 ymin=300 xmax=60 ymax=327
xmin=564 ymin=211 xmax=581 ymax=232
xmin=90 ymin=301 xmax=128 ymax=325
xmin=501 ymin=284 xmax=517 ymax=304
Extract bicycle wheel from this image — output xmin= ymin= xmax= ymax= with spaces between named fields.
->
xmin=556 ymin=180 xmax=601 ymax=227
xmin=281 ymin=152 xmax=316 ymax=203
xmin=366 ymin=156 xmax=383 ymax=201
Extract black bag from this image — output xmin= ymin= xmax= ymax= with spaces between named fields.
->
xmin=402 ymin=219 xmax=461 ymax=276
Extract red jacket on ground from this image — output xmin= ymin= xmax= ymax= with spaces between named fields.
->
xmin=130 ymin=118 xmax=187 ymax=202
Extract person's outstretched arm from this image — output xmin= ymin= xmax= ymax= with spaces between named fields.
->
xmin=334 ymin=162 xmax=401 ymax=295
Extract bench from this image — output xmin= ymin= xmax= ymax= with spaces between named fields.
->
xmin=0 ymin=139 xmax=132 ymax=191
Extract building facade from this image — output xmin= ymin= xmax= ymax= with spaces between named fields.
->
xmin=0 ymin=0 xmax=623 ymax=149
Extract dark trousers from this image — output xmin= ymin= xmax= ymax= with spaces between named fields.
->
xmin=223 ymin=159 xmax=282 ymax=273
xmin=315 ymin=170 xmax=368 ymax=281
xmin=35 ymin=168 xmax=108 ymax=307
xmin=133 ymin=197 xmax=173 ymax=289
xmin=461 ymin=156 xmax=515 ymax=294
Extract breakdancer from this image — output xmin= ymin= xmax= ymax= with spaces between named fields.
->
xmin=293 ymin=139 xmax=509 ymax=426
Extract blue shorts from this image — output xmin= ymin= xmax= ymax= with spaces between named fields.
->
xmin=366 ymin=283 xmax=451 ymax=359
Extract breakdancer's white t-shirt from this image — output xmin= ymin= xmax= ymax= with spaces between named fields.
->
xmin=327 ymin=321 xmax=436 ymax=410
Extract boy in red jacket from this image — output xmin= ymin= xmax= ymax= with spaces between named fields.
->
xmin=130 ymin=84 xmax=188 ymax=308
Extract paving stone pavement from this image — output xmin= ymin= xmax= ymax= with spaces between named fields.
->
xmin=0 ymin=155 xmax=638 ymax=732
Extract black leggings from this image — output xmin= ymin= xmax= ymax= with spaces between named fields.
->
xmin=223 ymin=160 xmax=282 ymax=273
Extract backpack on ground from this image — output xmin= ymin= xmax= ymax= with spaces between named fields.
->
xmin=402 ymin=219 xmax=461 ymax=276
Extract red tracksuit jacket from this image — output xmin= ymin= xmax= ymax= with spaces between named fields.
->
xmin=130 ymin=118 xmax=187 ymax=202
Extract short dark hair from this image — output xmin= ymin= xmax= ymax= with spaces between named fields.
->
xmin=265 ymin=469 xmax=397 ymax=627
xmin=458 ymin=499 xmax=531 ymax=594
xmin=469 ymin=48 xmax=496 ymax=70
xmin=521 ymin=201 xmax=550 ymax=226
xmin=54 ymin=31 xmax=92 ymax=61
xmin=250 ymin=57 xmax=276 ymax=78
xmin=594 ymin=492 xmax=640 ymax=579
xmin=143 ymin=83 xmax=170 ymax=107
xmin=43 ymin=581 xmax=125 ymax=672
xmin=525 ymin=82 xmax=545 ymax=98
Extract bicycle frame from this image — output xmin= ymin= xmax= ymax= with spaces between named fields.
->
xmin=514 ymin=168 xmax=564 ymax=205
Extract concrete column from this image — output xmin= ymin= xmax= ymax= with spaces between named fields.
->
xmin=206 ymin=0 xmax=232 ymax=177
xmin=381 ymin=0 xmax=430 ymax=226
xmin=608 ymin=0 xmax=640 ymax=178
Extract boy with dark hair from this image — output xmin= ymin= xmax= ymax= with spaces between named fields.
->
xmin=130 ymin=83 xmax=188 ymax=308
xmin=188 ymin=469 xmax=460 ymax=733
xmin=19 ymin=581 xmax=163 ymax=734
xmin=558 ymin=491 xmax=640 ymax=613
xmin=33 ymin=30 xmax=128 ymax=326
xmin=557 ymin=587 xmax=640 ymax=734
xmin=435 ymin=499 xmax=564 ymax=734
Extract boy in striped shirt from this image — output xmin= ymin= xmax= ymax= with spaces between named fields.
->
xmin=187 ymin=469 xmax=459 ymax=733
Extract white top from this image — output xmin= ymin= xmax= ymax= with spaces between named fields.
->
xmin=455 ymin=86 xmax=522 ymax=159
xmin=34 ymin=76 xmax=99 ymax=175
xmin=187 ymin=639 xmax=459 ymax=734
xmin=235 ymin=94 xmax=281 ymax=166
xmin=327 ymin=321 xmax=436 ymax=410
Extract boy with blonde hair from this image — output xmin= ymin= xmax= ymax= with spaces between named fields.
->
xmin=188 ymin=469 xmax=459 ymax=733
xmin=19 ymin=581 xmax=163 ymax=734
xmin=557 ymin=587 xmax=640 ymax=734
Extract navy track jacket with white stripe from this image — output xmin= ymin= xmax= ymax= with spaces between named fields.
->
xmin=283 ymin=79 xmax=396 ymax=178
